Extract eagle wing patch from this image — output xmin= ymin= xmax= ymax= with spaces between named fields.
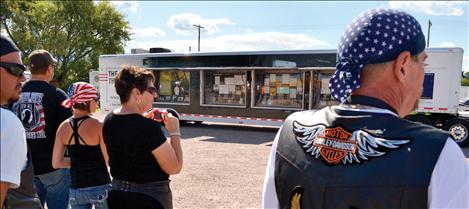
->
xmin=292 ymin=121 xmax=410 ymax=165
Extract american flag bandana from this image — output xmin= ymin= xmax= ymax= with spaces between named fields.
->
xmin=329 ymin=8 xmax=426 ymax=103
xmin=61 ymin=82 xmax=98 ymax=108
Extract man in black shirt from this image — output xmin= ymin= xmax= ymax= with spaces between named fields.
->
xmin=12 ymin=49 xmax=72 ymax=209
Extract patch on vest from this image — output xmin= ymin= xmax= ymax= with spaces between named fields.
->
xmin=292 ymin=121 xmax=410 ymax=165
xmin=289 ymin=186 xmax=304 ymax=209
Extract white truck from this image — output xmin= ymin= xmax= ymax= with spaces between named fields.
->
xmin=404 ymin=47 xmax=467 ymax=146
xmin=98 ymin=47 xmax=467 ymax=146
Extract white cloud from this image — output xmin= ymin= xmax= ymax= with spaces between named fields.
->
xmin=167 ymin=13 xmax=236 ymax=36
xmin=109 ymin=1 xmax=139 ymax=13
xmin=439 ymin=42 xmax=457 ymax=47
xmin=131 ymin=27 xmax=166 ymax=38
xmin=388 ymin=1 xmax=465 ymax=16
xmin=125 ymin=32 xmax=329 ymax=53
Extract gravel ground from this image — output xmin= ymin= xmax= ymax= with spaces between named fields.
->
xmin=171 ymin=123 xmax=277 ymax=209
xmin=94 ymin=112 xmax=278 ymax=209
xmin=91 ymin=112 xmax=469 ymax=209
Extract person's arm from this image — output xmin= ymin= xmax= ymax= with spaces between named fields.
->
xmin=262 ymin=126 xmax=282 ymax=209
xmin=0 ymin=110 xmax=27 ymax=188
xmin=0 ymin=182 xmax=10 ymax=207
xmin=97 ymin=121 xmax=109 ymax=166
xmin=151 ymin=113 xmax=183 ymax=175
xmin=428 ymin=138 xmax=469 ymax=208
xmin=52 ymin=121 xmax=71 ymax=169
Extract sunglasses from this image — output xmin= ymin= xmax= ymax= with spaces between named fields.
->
xmin=145 ymin=86 xmax=157 ymax=95
xmin=0 ymin=62 xmax=27 ymax=77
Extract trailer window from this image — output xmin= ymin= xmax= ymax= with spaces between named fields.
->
xmin=253 ymin=71 xmax=304 ymax=108
xmin=421 ymin=73 xmax=434 ymax=99
xmin=311 ymin=71 xmax=338 ymax=108
xmin=203 ymin=70 xmax=247 ymax=106
xmin=154 ymin=71 xmax=190 ymax=104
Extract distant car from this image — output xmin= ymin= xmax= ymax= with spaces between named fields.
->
xmin=459 ymin=98 xmax=469 ymax=106
xmin=459 ymin=98 xmax=469 ymax=112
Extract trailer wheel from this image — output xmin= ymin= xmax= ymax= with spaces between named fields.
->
xmin=405 ymin=115 xmax=432 ymax=125
xmin=443 ymin=118 xmax=469 ymax=147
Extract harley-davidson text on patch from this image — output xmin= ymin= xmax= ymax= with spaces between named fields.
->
xmin=314 ymin=126 xmax=356 ymax=164
xmin=292 ymin=121 xmax=410 ymax=165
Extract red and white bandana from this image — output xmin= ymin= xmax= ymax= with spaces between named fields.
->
xmin=61 ymin=82 xmax=98 ymax=108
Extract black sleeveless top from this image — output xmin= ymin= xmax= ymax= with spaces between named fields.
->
xmin=65 ymin=116 xmax=111 ymax=189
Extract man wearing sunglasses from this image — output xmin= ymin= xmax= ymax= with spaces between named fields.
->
xmin=12 ymin=49 xmax=72 ymax=209
xmin=1 ymin=36 xmax=43 ymax=209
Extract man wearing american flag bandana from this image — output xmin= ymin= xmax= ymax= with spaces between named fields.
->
xmin=262 ymin=8 xmax=469 ymax=209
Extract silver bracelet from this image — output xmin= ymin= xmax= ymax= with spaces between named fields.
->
xmin=169 ymin=132 xmax=181 ymax=137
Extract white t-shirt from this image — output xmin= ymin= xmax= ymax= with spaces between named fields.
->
xmin=262 ymin=108 xmax=469 ymax=209
xmin=1 ymin=108 xmax=27 ymax=188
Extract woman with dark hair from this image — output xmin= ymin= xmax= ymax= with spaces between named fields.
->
xmin=103 ymin=65 xmax=183 ymax=209
xmin=52 ymin=82 xmax=111 ymax=209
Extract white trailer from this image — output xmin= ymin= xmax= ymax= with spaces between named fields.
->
xmin=98 ymin=48 xmax=467 ymax=146
xmin=405 ymin=47 xmax=468 ymax=146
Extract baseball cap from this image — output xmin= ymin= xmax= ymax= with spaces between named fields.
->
xmin=0 ymin=36 xmax=20 ymax=56
xmin=28 ymin=49 xmax=58 ymax=70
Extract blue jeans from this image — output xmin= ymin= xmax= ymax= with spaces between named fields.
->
xmin=69 ymin=184 xmax=110 ymax=209
xmin=34 ymin=168 xmax=71 ymax=209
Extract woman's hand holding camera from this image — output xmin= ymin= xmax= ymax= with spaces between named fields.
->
xmin=164 ymin=113 xmax=180 ymax=137
xmin=145 ymin=108 xmax=180 ymax=137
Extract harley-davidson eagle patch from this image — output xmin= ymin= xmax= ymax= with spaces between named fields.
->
xmin=292 ymin=120 xmax=410 ymax=165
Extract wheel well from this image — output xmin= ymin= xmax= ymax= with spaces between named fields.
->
xmin=408 ymin=113 xmax=457 ymax=127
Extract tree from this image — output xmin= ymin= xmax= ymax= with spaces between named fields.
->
xmin=1 ymin=0 xmax=131 ymax=89
xmin=462 ymin=78 xmax=469 ymax=86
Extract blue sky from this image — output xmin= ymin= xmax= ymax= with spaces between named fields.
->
xmin=108 ymin=1 xmax=468 ymax=71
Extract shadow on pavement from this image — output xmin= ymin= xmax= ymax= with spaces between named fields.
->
xmin=179 ymin=123 xmax=278 ymax=145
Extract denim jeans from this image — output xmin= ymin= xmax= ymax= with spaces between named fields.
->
xmin=69 ymin=184 xmax=110 ymax=209
xmin=34 ymin=168 xmax=71 ymax=209
xmin=110 ymin=179 xmax=172 ymax=209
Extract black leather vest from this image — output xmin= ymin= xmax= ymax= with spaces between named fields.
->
xmin=275 ymin=106 xmax=448 ymax=209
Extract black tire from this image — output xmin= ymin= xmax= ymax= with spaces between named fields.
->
xmin=193 ymin=121 xmax=203 ymax=125
xmin=405 ymin=114 xmax=432 ymax=126
xmin=443 ymin=118 xmax=469 ymax=147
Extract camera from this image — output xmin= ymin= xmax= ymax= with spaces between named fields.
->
xmin=146 ymin=108 xmax=167 ymax=122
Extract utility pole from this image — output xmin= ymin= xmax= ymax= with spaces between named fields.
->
xmin=193 ymin=24 xmax=204 ymax=52
xmin=427 ymin=20 xmax=432 ymax=47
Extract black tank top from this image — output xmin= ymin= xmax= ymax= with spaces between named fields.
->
xmin=65 ymin=116 xmax=111 ymax=189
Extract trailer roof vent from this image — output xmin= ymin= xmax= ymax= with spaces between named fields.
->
xmin=149 ymin=47 xmax=171 ymax=53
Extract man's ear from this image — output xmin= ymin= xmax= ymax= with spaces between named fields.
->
xmin=393 ymin=51 xmax=412 ymax=83
xmin=48 ymin=65 xmax=54 ymax=73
